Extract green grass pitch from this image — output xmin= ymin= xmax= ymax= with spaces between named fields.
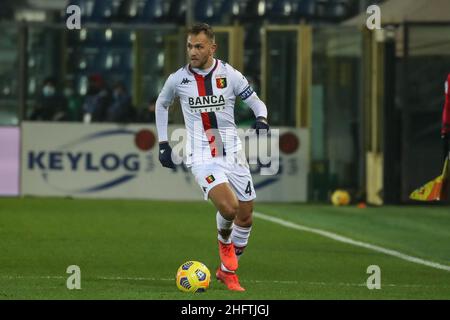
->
xmin=0 ymin=198 xmax=449 ymax=299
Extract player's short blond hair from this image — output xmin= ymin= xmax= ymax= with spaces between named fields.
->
xmin=187 ymin=23 xmax=215 ymax=42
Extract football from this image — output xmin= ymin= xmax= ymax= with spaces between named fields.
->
xmin=176 ymin=261 xmax=211 ymax=292
xmin=331 ymin=189 xmax=351 ymax=206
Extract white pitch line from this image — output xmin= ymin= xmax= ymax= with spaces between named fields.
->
xmin=254 ymin=211 xmax=450 ymax=272
xmin=1 ymin=275 xmax=448 ymax=288
xmin=0 ymin=275 xmax=64 ymax=280
xmin=97 ymin=276 xmax=174 ymax=281
xmin=96 ymin=276 xmax=299 ymax=285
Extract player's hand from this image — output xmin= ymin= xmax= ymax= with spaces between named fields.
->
xmin=252 ymin=117 xmax=269 ymax=135
xmin=442 ymin=133 xmax=449 ymax=160
xmin=159 ymin=142 xmax=176 ymax=169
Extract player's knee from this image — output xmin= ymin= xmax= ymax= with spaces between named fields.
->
xmin=219 ymin=201 xmax=239 ymax=218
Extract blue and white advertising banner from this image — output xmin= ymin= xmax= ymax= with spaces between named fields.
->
xmin=21 ymin=122 xmax=309 ymax=202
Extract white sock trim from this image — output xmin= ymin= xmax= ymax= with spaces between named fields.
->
xmin=217 ymin=211 xmax=233 ymax=243
xmin=221 ymin=263 xmax=235 ymax=273
xmin=231 ymin=224 xmax=252 ymax=248
xmin=216 ymin=211 xmax=234 ymax=229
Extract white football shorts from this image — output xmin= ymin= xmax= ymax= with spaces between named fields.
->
xmin=190 ymin=151 xmax=256 ymax=202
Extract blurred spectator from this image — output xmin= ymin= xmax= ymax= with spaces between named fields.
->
xmin=82 ymin=74 xmax=111 ymax=123
xmin=235 ymin=99 xmax=254 ymax=126
xmin=137 ymin=97 xmax=157 ymax=123
xmin=148 ymin=98 xmax=156 ymax=122
xmin=29 ymin=77 xmax=67 ymax=121
xmin=63 ymin=81 xmax=83 ymax=122
xmin=107 ymin=82 xmax=134 ymax=123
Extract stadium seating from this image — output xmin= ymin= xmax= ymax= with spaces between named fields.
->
xmin=136 ymin=0 xmax=169 ymax=23
xmin=63 ymin=0 xmax=361 ymax=106
xmin=65 ymin=0 xmax=359 ymax=24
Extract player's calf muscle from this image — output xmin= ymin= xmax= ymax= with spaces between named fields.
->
xmin=236 ymin=201 xmax=253 ymax=227
xmin=235 ymin=214 xmax=253 ymax=227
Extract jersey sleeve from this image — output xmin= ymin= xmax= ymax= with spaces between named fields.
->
xmin=155 ymin=73 xmax=177 ymax=142
xmin=156 ymin=73 xmax=177 ymax=108
xmin=230 ymin=66 xmax=268 ymax=119
xmin=231 ymin=67 xmax=255 ymax=101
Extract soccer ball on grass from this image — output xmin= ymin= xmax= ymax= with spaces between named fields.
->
xmin=176 ymin=261 xmax=211 ymax=293
xmin=331 ymin=189 xmax=351 ymax=206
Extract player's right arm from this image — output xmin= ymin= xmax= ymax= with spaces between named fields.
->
xmin=156 ymin=73 xmax=177 ymax=169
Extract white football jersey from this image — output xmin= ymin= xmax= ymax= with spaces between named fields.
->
xmin=157 ymin=59 xmax=255 ymax=166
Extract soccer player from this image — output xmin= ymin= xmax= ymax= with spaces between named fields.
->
xmin=441 ymin=73 xmax=450 ymax=160
xmin=155 ymin=23 xmax=269 ymax=291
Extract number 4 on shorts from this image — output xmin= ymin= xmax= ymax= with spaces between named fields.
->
xmin=245 ymin=181 xmax=252 ymax=196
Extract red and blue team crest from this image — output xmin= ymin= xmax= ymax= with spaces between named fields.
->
xmin=216 ymin=77 xmax=227 ymax=89
xmin=205 ymin=175 xmax=215 ymax=184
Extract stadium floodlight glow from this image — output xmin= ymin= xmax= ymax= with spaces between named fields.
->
xmin=284 ymin=2 xmax=292 ymax=15
xmin=2 ymin=86 xmax=11 ymax=96
xmin=105 ymin=54 xmax=113 ymax=69
xmin=15 ymin=9 xmax=46 ymax=22
xmin=232 ymin=2 xmax=239 ymax=15
xmin=79 ymin=76 xmax=88 ymax=96
xmin=155 ymin=5 xmax=163 ymax=18
xmin=129 ymin=5 xmax=137 ymax=17
xmin=103 ymin=8 xmax=112 ymax=18
xmin=258 ymin=0 xmax=266 ymax=16
xmin=79 ymin=59 xmax=87 ymax=70
xmin=79 ymin=29 xmax=87 ymax=41
xmin=105 ymin=29 xmax=113 ymax=42
xmin=157 ymin=53 xmax=164 ymax=69
xmin=29 ymin=78 xmax=36 ymax=95
xmin=130 ymin=32 xmax=136 ymax=42
xmin=28 ymin=57 xmax=35 ymax=68
xmin=206 ymin=4 xmax=214 ymax=18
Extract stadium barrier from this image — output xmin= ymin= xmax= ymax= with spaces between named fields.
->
xmin=20 ymin=121 xmax=309 ymax=202
xmin=0 ymin=126 xmax=20 ymax=196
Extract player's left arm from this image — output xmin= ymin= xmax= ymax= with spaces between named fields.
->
xmin=232 ymin=69 xmax=269 ymax=134
xmin=245 ymin=94 xmax=269 ymax=134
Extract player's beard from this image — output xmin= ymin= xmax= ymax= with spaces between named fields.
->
xmin=191 ymin=55 xmax=210 ymax=69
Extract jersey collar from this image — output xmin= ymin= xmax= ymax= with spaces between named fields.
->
xmin=188 ymin=59 xmax=218 ymax=78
